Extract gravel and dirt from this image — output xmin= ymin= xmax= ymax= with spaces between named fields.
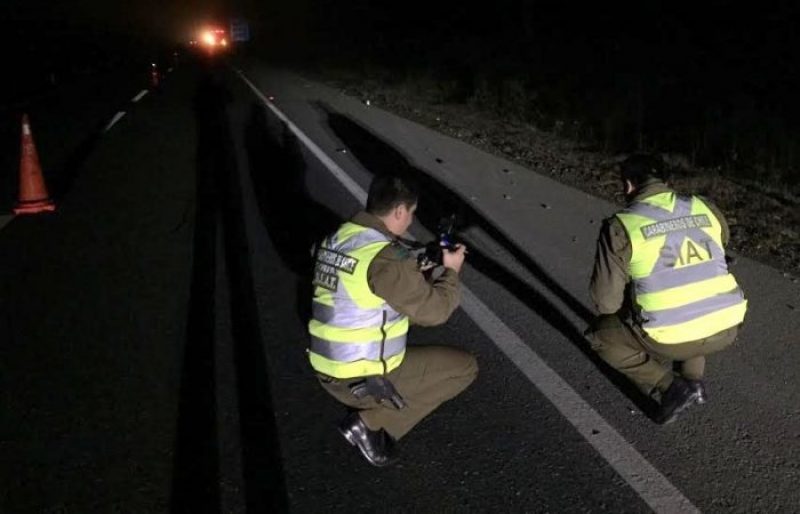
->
xmin=304 ymin=70 xmax=800 ymax=282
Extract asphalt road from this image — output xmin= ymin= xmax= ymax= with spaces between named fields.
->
xmin=0 ymin=52 xmax=178 ymax=214
xmin=2 ymin=53 xmax=800 ymax=513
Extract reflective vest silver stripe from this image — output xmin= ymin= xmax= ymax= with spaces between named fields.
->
xmin=309 ymin=334 xmax=407 ymax=362
xmin=313 ymin=226 xmax=407 ymax=353
xmin=316 ymin=226 xmax=405 ymax=329
xmin=642 ymin=287 xmax=745 ymax=327
xmin=312 ymin=301 xmax=405 ymax=328
xmin=625 ymin=195 xmax=743 ymax=327
xmin=325 ymin=228 xmax=392 ymax=256
xmin=636 ymin=260 xmax=727 ymax=294
xmin=626 ymin=196 xmax=726 ymax=295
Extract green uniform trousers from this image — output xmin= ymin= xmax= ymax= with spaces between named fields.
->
xmin=318 ymin=346 xmax=478 ymax=440
xmin=587 ymin=313 xmax=738 ymax=396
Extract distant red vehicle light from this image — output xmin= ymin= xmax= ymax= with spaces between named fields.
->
xmin=197 ymin=28 xmax=231 ymax=51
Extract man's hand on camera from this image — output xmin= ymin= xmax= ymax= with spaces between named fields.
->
xmin=418 ymin=260 xmax=437 ymax=272
xmin=442 ymin=244 xmax=467 ymax=273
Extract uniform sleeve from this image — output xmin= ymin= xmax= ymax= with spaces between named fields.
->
xmin=367 ymin=248 xmax=461 ymax=327
xmin=589 ymin=217 xmax=631 ymax=315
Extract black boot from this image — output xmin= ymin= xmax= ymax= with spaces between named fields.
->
xmin=656 ymin=377 xmax=699 ymax=425
xmin=338 ymin=412 xmax=396 ymax=467
xmin=688 ymin=379 xmax=707 ymax=405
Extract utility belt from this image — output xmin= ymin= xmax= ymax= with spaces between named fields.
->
xmin=318 ymin=373 xmax=406 ymax=409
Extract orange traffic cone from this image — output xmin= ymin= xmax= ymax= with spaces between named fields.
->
xmin=150 ymin=63 xmax=160 ymax=88
xmin=14 ymin=114 xmax=56 ymax=215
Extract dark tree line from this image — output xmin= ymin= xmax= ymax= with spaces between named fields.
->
xmin=252 ymin=1 xmax=800 ymax=186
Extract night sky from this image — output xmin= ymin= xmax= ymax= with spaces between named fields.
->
xmin=3 ymin=1 xmax=799 ymax=175
xmin=2 ymin=0 xmax=239 ymax=41
xmin=4 ymin=1 xmax=796 ymax=84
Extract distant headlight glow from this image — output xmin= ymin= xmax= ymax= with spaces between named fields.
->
xmin=202 ymin=31 xmax=216 ymax=46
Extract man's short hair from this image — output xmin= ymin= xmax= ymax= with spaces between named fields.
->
xmin=620 ymin=153 xmax=666 ymax=187
xmin=366 ymin=175 xmax=419 ymax=215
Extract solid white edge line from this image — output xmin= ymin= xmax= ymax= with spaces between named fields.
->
xmin=236 ymin=69 xmax=701 ymax=514
xmin=103 ymin=111 xmax=127 ymax=133
xmin=235 ymin=70 xmax=367 ymax=205
xmin=132 ymin=90 xmax=149 ymax=103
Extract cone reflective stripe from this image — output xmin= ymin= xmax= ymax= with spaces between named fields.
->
xmin=14 ymin=114 xmax=55 ymax=215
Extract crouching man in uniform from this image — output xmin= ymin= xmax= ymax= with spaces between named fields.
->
xmin=308 ymin=175 xmax=478 ymax=466
xmin=586 ymin=154 xmax=747 ymax=424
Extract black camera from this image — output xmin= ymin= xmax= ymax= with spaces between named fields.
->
xmin=417 ymin=214 xmax=459 ymax=268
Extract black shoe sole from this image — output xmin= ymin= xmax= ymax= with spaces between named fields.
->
xmin=658 ymin=391 xmax=700 ymax=425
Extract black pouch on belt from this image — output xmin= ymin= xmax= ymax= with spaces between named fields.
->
xmin=348 ymin=376 xmax=406 ymax=409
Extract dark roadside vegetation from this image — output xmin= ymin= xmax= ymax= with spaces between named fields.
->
xmin=250 ymin=1 xmax=800 ymax=278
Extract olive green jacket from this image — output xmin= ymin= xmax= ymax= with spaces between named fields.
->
xmin=590 ymin=180 xmax=730 ymax=315
xmin=349 ymin=211 xmax=461 ymax=326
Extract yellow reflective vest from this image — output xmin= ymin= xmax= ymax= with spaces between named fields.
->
xmin=308 ymin=222 xmax=409 ymax=378
xmin=616 ymin=192 xmax=747 ymax=343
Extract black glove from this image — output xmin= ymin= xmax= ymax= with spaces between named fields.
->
xmin=349 ymin=376 xmax=406 ymax=409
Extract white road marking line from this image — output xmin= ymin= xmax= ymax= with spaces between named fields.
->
xmin=103 ymin=111 xmax=127 ymax=133
xmin=237 ymin=70 xmax=701 ymax=514
xmin=236 ymin=71 xmax=367 ymax=204
xmin=132 ymin=90 xmax=149 ymax=103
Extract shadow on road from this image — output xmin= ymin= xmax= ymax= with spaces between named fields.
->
xmin=243 ymin=104 xmax=342 ymax=323
xmin=171 ymin=63 xmax=222 ymax=514
xmin=318 ymin=104 xmax=657 ymax=416
xmin=171 ymin=61 xmax=288 ymax=514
